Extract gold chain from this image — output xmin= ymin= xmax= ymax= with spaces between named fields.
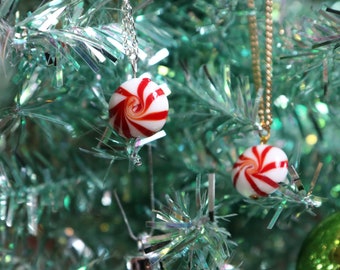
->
xmin=247 ymin=0 xmax=273 ymax=144
xmin=247 ymin=0 xmax=262 ymax=92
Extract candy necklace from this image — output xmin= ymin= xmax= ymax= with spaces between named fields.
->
xmin=231 ymin=0 xmax=289 ymax=199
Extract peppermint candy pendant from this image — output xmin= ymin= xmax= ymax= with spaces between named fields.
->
xmin=109 ymin=78 xmax=169 ymax=138
xmin=232 ymin=145 xmax=288 ymax=198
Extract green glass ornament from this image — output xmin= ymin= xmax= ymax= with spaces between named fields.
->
xmin=297 ymin=212 xmax=340 ymax=270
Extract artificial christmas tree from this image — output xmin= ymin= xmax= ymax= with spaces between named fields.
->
xmin=0 ymin=0 xmax=339 ymax=269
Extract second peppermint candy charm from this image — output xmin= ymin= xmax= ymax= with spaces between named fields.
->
xmin=109 ymin=77 xmax=169 ymax=138
xmin=232 ymin=145 xmax=288 ymax=198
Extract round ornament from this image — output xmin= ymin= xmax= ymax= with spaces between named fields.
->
xmin=297 ymin=212 xmax=340 ymax=270
xmin=231 ymin=145 xmax=288 ymax=198
xmin=109 ymin=78 xmax=169 ymax=138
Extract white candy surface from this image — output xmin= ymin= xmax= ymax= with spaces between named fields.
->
xmin=231 ymin=145 xmax=288 ymax=198
xmin=109 ymin=78 xmax=169 ymax=138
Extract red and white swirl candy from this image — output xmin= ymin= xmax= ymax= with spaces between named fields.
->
xmin=231 ymin=145 xmax=288 ymax=198
xmin=109 ymin=77 xmax=169 ymax=138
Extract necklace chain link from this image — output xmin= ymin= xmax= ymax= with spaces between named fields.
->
xmin=248 ymin=0 xmax=273 ymax=144
xmin=122 ymin=0 xmax=139 ymax=77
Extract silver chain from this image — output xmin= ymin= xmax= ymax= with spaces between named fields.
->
xmin=122 ymin=0 xmax=139 ymax=76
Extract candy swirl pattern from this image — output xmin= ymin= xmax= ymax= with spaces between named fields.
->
xmin=231 ymin=145 xmax=288 ymax=198
xmin=109 ymin=78 xmax=169 ymax=138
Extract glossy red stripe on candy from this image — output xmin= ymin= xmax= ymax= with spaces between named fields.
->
xmin=138 ymin=111 xmax=169 ymax=121
xmin=109 ymin=78 xmax=169 ymax=138
xmin=231 ymin=145 xmax=288 ymax=198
